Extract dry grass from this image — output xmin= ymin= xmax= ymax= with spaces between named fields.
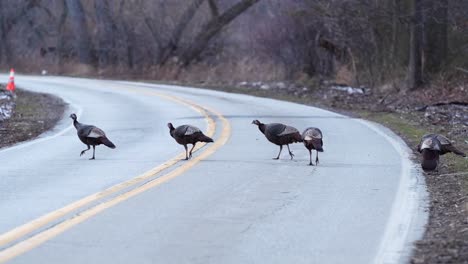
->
xmin=175 ymin=57 xmax=288 ymax=83
xmin=335 ymin=64 xmax=356 ymax=86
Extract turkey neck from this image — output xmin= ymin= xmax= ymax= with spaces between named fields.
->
xmin=169 ymin=127 xmax=175 ymax=138
xmin=73 ymin=119 xmax=82 ymax=130
xmin=422 ymin=149 xmax=439 ymax=160
xmin=257 ymin=123 xmax=266 ymax=134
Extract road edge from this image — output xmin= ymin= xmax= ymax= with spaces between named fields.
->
xmin=358 ymin=120 xmax=428 ymax=264
xmin=0 ymin=94 xmax=82 ymax=155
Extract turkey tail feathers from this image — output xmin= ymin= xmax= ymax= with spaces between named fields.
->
xmin=101 ymin=137 xmax=116 ymax=149
xmin=446 ymin=145 xmax=466 ymax=157
xmin=199 ymin=134 xmax=214 ymax=143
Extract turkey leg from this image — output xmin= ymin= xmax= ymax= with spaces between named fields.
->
xmin=80 ymin=145 xmax=90 ymax=156
xmin=90 ymin=145 xmax=96 ymax=160
xmin=189 ymin=143 xmax=196 ymax=159
xmin=183 ymin=145 xmax=189 ymax=160
xmin=308 ymin=149 xmax=313 ymax=166
xmin=287 ymin=144 xmax=294 ymax=160
xmin=274 ymin=145 xmax=283 ymax=160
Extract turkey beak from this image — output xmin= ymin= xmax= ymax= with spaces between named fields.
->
xmin=251 ymin=121 xmax=255 ymax=124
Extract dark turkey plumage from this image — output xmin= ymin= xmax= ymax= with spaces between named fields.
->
xmin=417 ymin=133 xmax=465 ymax=171
xmin=168 ymin=123 xmax=214 ymax=160
xmin=70 ymin=113 xmax=116 ymax=160
xmin=252 ymin=119 xmax=302 ymax=160
xmin=302 ymin=127 xmax=324 ymax=166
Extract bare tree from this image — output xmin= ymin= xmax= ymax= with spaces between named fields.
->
xmin=180 ymin=0 xmax=260 ymax=65
xmin=1 ymin=0 xmax=466 ymax=86
xmin=64 ymin=0 xmax=92 ymax=65
xmin=94 ymin=0 xmax=116 ymax=69
xmin=0 ymin=1 xmax=9 ymax=65
xmin=157 ymin=0 xmax=205 ymax=65
xmin=0 ymin=0 xmax=41 ymax=65
xmin=408 ymin=0 xmax=424 ymax=89
xmin=424 ymin=0 xmax=448 ymax=74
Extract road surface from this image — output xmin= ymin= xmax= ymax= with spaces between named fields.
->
xmin=0 ymin=76 xmax=427 ymax=263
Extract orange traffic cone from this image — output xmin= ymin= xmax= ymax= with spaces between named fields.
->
xmin=6 ymin=68 xmax=15 ymax=92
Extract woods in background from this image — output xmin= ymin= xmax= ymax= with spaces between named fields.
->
xmin=0 ymin=0 xmax=466 ymax=90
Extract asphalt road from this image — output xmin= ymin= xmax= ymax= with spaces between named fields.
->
xmin=0 ymin=76 xmax=427 ymax=264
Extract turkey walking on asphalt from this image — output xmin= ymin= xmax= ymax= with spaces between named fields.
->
xmin=70 ymin=113 xmax=116 ymax=160
xmin=417 ymin=133 xmax=466 ymax=171
xmin=302 ymin=127 xmax=324 ymax=166
xmin=167 ymin=123 xmax=214 ymax=160
xmin=251 ymin=120 xmax=302 ymax=160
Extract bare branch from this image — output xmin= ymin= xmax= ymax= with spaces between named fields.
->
xmin=455 ymin=67 xmax=468 ymax=74
xmin=208 ymin=0 xmax=220 ymax=18
xmin=181 ymin=0 xmax=261 ymax=65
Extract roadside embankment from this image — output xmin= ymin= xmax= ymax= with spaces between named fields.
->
xmin=0 ymin=86 xmax=66 ymax=149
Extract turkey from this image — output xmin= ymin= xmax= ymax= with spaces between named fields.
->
xmin=302 ymin=127 xmax=324 ymax=166
xmin=252 ymin=120 xmax=302 ymax=160
xmin=167 ymin=123 xmax=214 ymax=160
xmin=70 ymin=113 xmax=116 ymax=160
xmin=417 ymin=133 xmax=466 ymax=171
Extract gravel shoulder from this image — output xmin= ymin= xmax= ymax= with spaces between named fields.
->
xmin=0 ymin=87 xmax=66 ymax=149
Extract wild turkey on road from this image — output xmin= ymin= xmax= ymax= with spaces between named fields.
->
xmin=251 ymin=120 xmax=302 ymax=160
xmin=417 ymin=133 xmax=466 ymax=171
xmin=167 ymin=123 xmax=214 ymax=160
xmin=70 ymin=113 xmax=116 ymax=160
xmin=302 ymin=127 xmax=324 ymax=166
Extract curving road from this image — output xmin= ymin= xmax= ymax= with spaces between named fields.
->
xmin=0 ymin=76 xmax=426 ymax=264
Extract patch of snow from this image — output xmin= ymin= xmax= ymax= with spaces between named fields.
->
xmin=276 ymin=82 xmax=287 ymax=89
xmin=260 ymin=84 xmax=270 ymax=90
xmin=331 ymin=85 xmax=365 ymax=95
xmin=0 ymin=91 xmax=15 ymax=121
xmin=252 ymin=81 xmax=263 ymax=87
xmin=0 ymin=105 xmax=14 ymax=120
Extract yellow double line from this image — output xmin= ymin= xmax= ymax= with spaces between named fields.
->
xmin=0 ymin=87 xmax=231 ymax=263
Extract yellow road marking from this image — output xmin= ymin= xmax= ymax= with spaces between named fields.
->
xmin=0 ymin=87 xmax=231 ymax=263
xmin=0 ymin=90 xmax=213 ymax=248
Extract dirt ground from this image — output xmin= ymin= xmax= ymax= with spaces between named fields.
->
xmin=325 ymin=86 xmax=468 ymax=264
xmin=0 ymin=87 xmax=66 ymax=149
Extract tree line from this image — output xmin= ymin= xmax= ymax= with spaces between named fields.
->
xmin=0 ymin=0 xmax=466 ymax=90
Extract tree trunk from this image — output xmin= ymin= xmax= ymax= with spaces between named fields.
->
xmin=408 ymin=0 xmax=423 ymax=89
xmin=65 ymin=0 xmax=92 ymax=65
xmin=0 ymin=1 xmax=7 ymax=65
xmin=390 ymin=0 xmax=399 ymax=63
xmin=57 ymin=0 xmax=69 ymax=73
xmin=181 ymin=0 xmax=260 ymax=66
xmin=158 ymin=0 xmax=205 ymax=65
xmin=94 ymin=0 xmax=115 ymax=69
xmin=118 ymin=2 xmax=135 ymax=70
xmin=207 ymin=0 xmax=220 ymax=17
xmin=0 ymin=1 xmax=39 ymax=66
xmin=424 ymin=0 xmax=448 ymax=74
